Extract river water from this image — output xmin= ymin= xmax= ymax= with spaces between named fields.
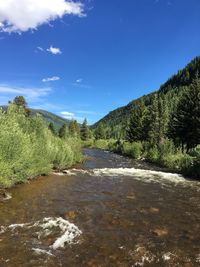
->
xmin=1 ymin=148 xmax=200 ymax=267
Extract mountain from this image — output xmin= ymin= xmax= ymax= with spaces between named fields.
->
xmin=0 ymin=106 xmax=71 ymax=130
xmin=93 ymin=56 xmax=200 ymax=138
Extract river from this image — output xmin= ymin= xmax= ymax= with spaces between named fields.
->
xmin=0 ymin=148 xmax=200 ymax=267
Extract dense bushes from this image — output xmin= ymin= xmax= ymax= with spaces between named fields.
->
xmin=0 ymin=104 xmax=82 ymax=188
xmin=87 ymin=138 xmax=200 ymax=178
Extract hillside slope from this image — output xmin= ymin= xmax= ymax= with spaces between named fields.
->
xmin=93 ymin=56 xmax=200 ymax=138
xmin=0 ymin=106 xmax=70 ymax=130
xmin=30 ymin=109 xmax=70 ymax=129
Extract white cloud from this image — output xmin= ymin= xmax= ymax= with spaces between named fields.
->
xmin=42 ymin=76 xmax=60 ymax=82
xmin=76 ymin=78 xmax=83 ymax=83
xmin=47 ymin=46 xmax=62 ymax=55
xmin=0 ymin=84 xmax=51 ymax=101
xmin=37 ymin=46 xmax=44 ymax=52
xmin=60 ymin=111 xmax=75 ymax=119
xmin=0 ymin=0 xmax=85 ymax=33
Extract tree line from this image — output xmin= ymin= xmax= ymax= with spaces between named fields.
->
xmin=91 ymin=73 xmax=200 ymax=178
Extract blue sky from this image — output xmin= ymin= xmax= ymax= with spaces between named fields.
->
xmin=0 ymin=0 xmax=200 ymax=124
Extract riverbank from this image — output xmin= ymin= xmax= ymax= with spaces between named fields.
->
xmin=83 ymin=139 xmax=200 ymax=179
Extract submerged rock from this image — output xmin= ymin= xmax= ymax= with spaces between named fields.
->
xmin=0 ymin=190 xmax=12 ymax=201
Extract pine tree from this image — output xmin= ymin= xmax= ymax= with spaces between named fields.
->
xmin=144 ymin=95 xmax=169 ymax=144
xmin=126 ymin=101 xmax=146 ymax=142
xmin=48 ymin=122 xmax=56 ymax=135
xmin=13 ymin=96 xmax=31 ymax=116
xmin=59 ymin=124 xmax=68 ymax=139
xmin=74 ymin=120 xmax=80 ymax=138
xmin=13 ymin=96 xmax=27 ymax=108
xmin=81 ymin=119 xmax=90 ymax=141
xmin=169 ymin=74 xmax=200 ymax=151
xmin=69 ymin=120 xmax=80 ymax=138
xmin=94 ymin=123 xmax=106 ymax=140
xmin=69 ymin=120 xmax=76 ymax=136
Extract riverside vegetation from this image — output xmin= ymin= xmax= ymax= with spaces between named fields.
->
xmin=0 ymin=97 xmax=83 ymax=188
xmin=89 ymin=57 xmax=200 ymax=179
xmin=1 ymin=57 xmax=200 ymax=187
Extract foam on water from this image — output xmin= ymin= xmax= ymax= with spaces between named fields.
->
xmin=3 ymin=192 xmax=12 ymax=201
xmin=32 ymin=248 xmax=54 ymax=257
xmin=36 ymin=217 xmax=82 ymax=250
xmin=64 ymin=167 xmax=200 ymax=188
xmin=1 ymin=217 xmax=82 ymax=253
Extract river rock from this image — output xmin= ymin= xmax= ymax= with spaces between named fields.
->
xmin=0 ymin=190 xmax=12 ymax=201
xmin=153 ymin=228 xmax=168 ymax=237
xmin=64 ymin=211 xmax=76 ymax=220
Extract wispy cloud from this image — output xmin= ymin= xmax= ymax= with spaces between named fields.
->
xmin=42 ymin=76 xmax=60 ymax=82
xmin=0 ymin=0 xmax=85 ymax=33
xmin=72 ymin=80 xmax=91 ymax=89
xmin=60 ymin=111 xmax=85 ymax=122
xmin=37 ymin=46 xmax=44 ymax=52
xmin=47 ymin=46 xmax=62 ymax=55
xmin=76 ymin=78 xmax=83 ymax=83
xmin=0 ymin=84 xmax=52 ymax=102
xmin=32 ymin=102 xmax=62 ymax=111
xmin=60 ymin=111 xmax=75 ymax=120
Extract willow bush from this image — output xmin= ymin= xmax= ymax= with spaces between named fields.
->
xmin=0 ymin=104 xmax=82 ymax=188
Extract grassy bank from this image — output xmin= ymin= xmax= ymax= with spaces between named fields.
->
xmin=83 ymin=139 xmax=200 ymax=179
xmin=0 ymin=104 xmax=83 ymax=188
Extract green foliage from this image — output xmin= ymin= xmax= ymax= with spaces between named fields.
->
xmin=30 ymin=109 xmax=71 ymax=129
xmin=169 ymin=75 xmax=200 ymax=151
xmin=91 ymin=57 xmax=200 ymax=179
xmin=94 ymin=123 xmax=106 ymax=140
xmin=122 ymin=142 xmax=143 ymax=159
xmin=144 ymin=95 xmax=169 ymax=144
xmin=58 ymin=123 xmax=68 ymax=139
xmin=48 ymin=122 xmax=56 ymax=135
xmin=68 ymin=120 xmax=80 ymax=138
xmin=0 ymin=102 xmax=82 ymax=188
xmin=145 ymin=145 xmax=159 ymax=163
xmin=13 ymin=96 xmax=27 ymax=108
xmin=93 ymin=56 xmax=200 ymax=140
xmin=81 ymin=119 xmax=90 ymax=141
xmin=126 ymin=101 xmax=146 ymax=142
xmin=93 ymin=139 xmax=110 ymax=150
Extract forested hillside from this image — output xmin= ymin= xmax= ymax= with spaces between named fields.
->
xmin=93 ymin=56 xmax=200 ymax=138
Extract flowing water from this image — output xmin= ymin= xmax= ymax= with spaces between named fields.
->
xmin=1 ymin=148 xmax=200 ymax=267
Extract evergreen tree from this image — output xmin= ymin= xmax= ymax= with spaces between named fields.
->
xmin=59 ymin=124 xmax=68 ymax=139
xmin=144 ymin=95 xmax=169 ymax=144
xmin=94 ymin=123 xmax=106 ymax=140
xmin=126 ymin=101 xmax=146 ymax=142
xmin=169 ymin=75 xmax=200 ymax=151
xmin=13 ymin=96 xmax=31 ymax=116
xmin=13 ymin=96 xmax=27 ymax=108
xmin=69 ymin=120 xmax=80 ymax=138
xmin=81 ymin=119 xmax=90 ymax=141
xmin=74 ymin=120 xmax=81 ymax=138
xmin=48 ymin=122 xmax=56 ymax=135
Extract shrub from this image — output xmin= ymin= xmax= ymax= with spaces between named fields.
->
xmin=0 ymin=104 xmax=82 ymax=188
xmin=145 ymin=145 xmax=159 ymax=163
xmin=122 ymin=142 xmax=143 ymax=159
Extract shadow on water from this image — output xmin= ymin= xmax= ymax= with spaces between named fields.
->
xmin=0 ymin=148 xmax=200 ymax=266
